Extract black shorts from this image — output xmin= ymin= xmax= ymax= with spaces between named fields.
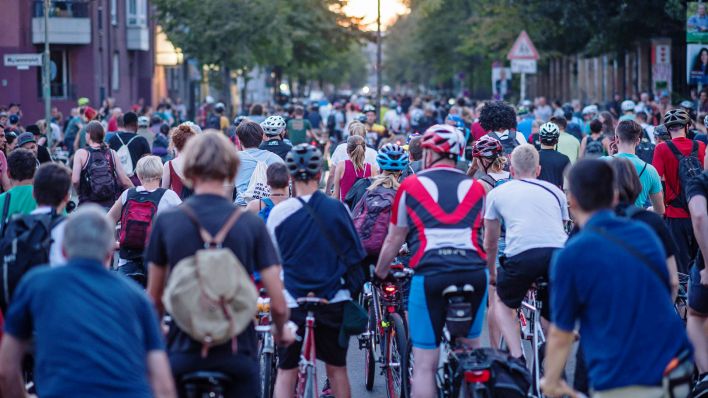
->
xmin=170 ymin=352 xmax=258 ymax=398
xmin=497 ymin=247 xmax=557 ymax=319
xmin=689 ymin=264 xmax=708 ymax=314
xmin=278 ymin=302 xmax=348 ymax=369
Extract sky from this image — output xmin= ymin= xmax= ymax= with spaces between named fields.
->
xmin=341 ymin=0 xmax=409 ymax=30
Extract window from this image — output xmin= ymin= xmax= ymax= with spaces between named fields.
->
xmin=112 ymin=52 xmax=120 ymax=92
xmin=127 ymin=0 xmax=146 ymax=27
xmin=110 ymin=0 xmax=117 ymax=25
xmin=37 ymin=50 xmax=69 ymax=99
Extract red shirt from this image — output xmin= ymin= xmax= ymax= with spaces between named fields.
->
xmin=471 ymin=121 xmax=487 ymax=141
xmin=652 ymin=137 xmax=706 ymax=218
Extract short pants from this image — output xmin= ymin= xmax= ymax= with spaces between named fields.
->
xmin=170 ymin=352 xmax=258 ymax=398
xmin=408 ymin=269 xmax=488 ymax=349
xmin=497 ymin=247 xmax=557 ymax=320
xmin=278 ymin=302 xmax=348 ymax=369
xmin=689 ymin=264 xmax=708 ymax=314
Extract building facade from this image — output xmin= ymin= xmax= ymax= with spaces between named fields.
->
xmin=0 ymin=0 xmax=154 ymax=122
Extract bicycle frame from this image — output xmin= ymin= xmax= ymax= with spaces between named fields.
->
xmin=521 ymin=288 xmax=546 ymax=398
xmin=296 ymin=310 xmax=318 ymax=398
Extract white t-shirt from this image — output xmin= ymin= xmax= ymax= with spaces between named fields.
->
xmin=484 ymin=178 xmax=569 ymax=257
xmin=330 ymin=143 xmax=378 ymax=168
xmin=31 ymin=207 xmax=66 ymax=267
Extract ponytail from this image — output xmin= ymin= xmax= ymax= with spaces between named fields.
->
xmin=368 ymin=171 xmax=401 ymax=190
xmin=347 ymin=135 xmax=366 ymax=171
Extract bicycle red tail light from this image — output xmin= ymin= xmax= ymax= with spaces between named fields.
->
xmin=464 ymin=369 xmax=491 ymax=383
xmin=383 ymin=285 xmax=397 ymax=294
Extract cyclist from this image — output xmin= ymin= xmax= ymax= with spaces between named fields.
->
xmin=327 ymin=122 xmax=378 ymax=195
xmin=259 ymin=115 xmax=292 ymax=160
xmin=269 ymin=144 xmax=366 ymax=398
xmin=469 ymin=135 xmax=509 ymax=193
xmin=345 ymin=143 xmax=409 ymax=210
xmin=362 ymin=104 xmax=386 ymax=147
xmin=484 ymin=144 xmax=569 ymax=361
xmin=375 ymin=124 xmax=488 ymax=398
xmin=537 ymin=122 xmax=571 ymax=189
xmin=332 ymin=135 xmax=375 ymax=202
xmin=652 ymin=108 xmax=706 ymax=273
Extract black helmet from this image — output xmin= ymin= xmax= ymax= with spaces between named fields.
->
xmin=286 ymin=144 xmax=323 ymax=181
xmin=663 ymin=109 xmax=690 ymax=128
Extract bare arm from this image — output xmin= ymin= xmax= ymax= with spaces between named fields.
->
xmin=112 ymin=150 xmax=134 ymax=189
xmin=650 ymin=191 xmax=665 ymax=216
xmin=0 ymin=169 xmax=10 ymax=192
xmin=73 ymin=129 xmax=81 ymax=152
xmin=375 ymin=224 xmax=408 ymax=279
xmin=667 ymin=256 xmax=679 ymax=302
xmin=259 ymin=265 xmax=291 ymax=344
xmin=147 ymin=351 xmax=176 ymax=398
xmin=161 ymin=163 xmax=171 ymax=189
xmin=0 ymin=334 xmax=30 ymax=398
xmin=689 ymin=195 xmax=708 ymax=286
xmin=332 ymin=164 xmax=344 ymax=201
xmin=325 ymin=163 xmax=337 ymax=195
xmin=577 ymin=136 xmax=587 ymax=159
xmin=540 ymin=326 xmax=579 ymax=398
xmin=245 ymin=199 xmax=261 ymax=214
xmin=71 ymin=150 xmax=86 ymax=190
xmin=147 ymin=263 xmax=168 ymax=318
xmin=107 ymin=194 xmax=124 ymax=224
xmin=483 ymin=219 xmax=501 ymax=285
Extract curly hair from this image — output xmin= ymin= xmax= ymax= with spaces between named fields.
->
xmin=170 ymin=124 xmax=197 ymax=152
xmin=478 ymin=101 xmax=517 ymax=132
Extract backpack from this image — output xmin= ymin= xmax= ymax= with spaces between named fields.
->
xmin=458 ymin=348 xmax=532 ymax=398
xmin=326 ymin=113 xmax=337 ymax=132
xmin=115 ymin=134 xmax=139 ymax=176
xmin=119 ymin=188 xmax=167 ymax=251
xmin=205 ymin=113 xmax=221 ymax=130
xmin=243 ymin=160 xmax=270 ymax=202
xmin=635 ymin=130 xmax=656 ymax=164
xmin=352 ymin=186 xmax=396 ymax=256
xmin=666 ymin=140 xmax=703 ymax=210
xmin=584 ymin=135 xmax=605 ymax=157
xmin=489 ymin=131 xmax=520 ymax=156
xmin=258 ymin=197 xmax=275 ymax=222
xmin=163 ymin=206 xmax=258 ymax=353
xmin=84 ymin=147 xmax=118 ymax=202
xmin=479 ymin=173 xmax=511 ymax=190
xmin=0 ymin=212 xmax=63 ymax=313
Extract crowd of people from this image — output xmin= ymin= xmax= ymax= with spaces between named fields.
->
xmin=0 ymin=89 xmax=705 ymax=398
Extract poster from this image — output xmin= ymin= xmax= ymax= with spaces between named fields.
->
xmin=687 ymin=2 xmax=708 ymax=43
xmin=687 ymin=44 xmax=708 ymax=85
xmin=491 ymin=66 xmax=511 ymax=100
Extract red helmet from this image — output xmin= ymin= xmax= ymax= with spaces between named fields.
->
xmin=421 ymin=124 xmax=465 ymax=157
xmin=471 ymin=135 xmax=503 ymax=159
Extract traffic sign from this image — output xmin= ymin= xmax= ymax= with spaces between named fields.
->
xmin=511 ymin=59 xmax=537 ymax=74
xmin=4 ymin=53 xmax=43 ymax=70
xmin=507 ymin=31 xmax=539 ymax=61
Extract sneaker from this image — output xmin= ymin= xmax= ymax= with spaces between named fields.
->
xmin=320 ymin=378 xmax=334 ymax=398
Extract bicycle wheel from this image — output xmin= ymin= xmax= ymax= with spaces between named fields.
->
xmin=303 ymin=365 xmax=317 ymax=398
xmin=259 ymin=350 xmax=275 ymax=398
xmin=385 ymin=313 xmax=410 ymax=398
xmin=365 ymin=304 xmax=376 ymax=391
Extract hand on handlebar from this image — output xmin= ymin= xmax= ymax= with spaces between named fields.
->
xmin=273 ymin=322 xmax=297 ymax=347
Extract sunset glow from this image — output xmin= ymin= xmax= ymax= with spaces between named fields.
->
xmin=342 ymin=0 xmax=409 ymax=31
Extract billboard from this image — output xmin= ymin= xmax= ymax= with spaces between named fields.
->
xmin=688 ymin=1 xmax=708 ymax=84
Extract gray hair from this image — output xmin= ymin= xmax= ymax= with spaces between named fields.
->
xmin=63 ymin=205 xmax=115 ymax=262
xmin=511 ymin=144 xmax=540 ymax=176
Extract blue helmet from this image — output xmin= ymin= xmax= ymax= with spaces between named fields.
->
xmin=377 ymin=143 xmax=410 ymax=171
xmin=445 ymin=114 xmax=466 ymax=131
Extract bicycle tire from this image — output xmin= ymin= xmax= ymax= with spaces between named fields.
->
xmin=304 ymin=365 xmax=316 ymax=398
xmin=385 ymin=313 xmax=410 ymax=398
xmin=365 ymin=304 xmax=376 ymax=391
xmin=259 ymin=351 xmax=275 ymax=398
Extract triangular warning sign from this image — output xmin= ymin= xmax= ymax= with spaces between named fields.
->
xmin=507 ymin=31 xmax=539 ymax=61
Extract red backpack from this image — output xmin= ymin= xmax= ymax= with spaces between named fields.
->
xmin=352 ymin=186 xmax=396 ymax=256
xmin=119 ymin=188 xmax=166 ymax=250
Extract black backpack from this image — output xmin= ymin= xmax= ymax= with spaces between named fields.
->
xmin=635 ymin=129 xmax=656 ymax=164
xmin=489 ymin=131 xmax=520 ymax=156
xmin=205 ymin=113 xmax=221 ymax=130
xmin=458 ymin=347 xmax=531 ymax=398
xmin=666 ymin=140 xmax=702 ymax=210
xmin=0 ymin=212 xmax=63 ymax=312
xmin=585 ymin=135 xmax=605 ymax=157
xmin=84 ymin=147 xmax=119 ymax=202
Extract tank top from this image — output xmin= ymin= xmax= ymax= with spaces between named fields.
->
xmin=340 ymin=160 xmax=371 ymax=201
xmin=168 ymin=160 xmax=192 ymax=200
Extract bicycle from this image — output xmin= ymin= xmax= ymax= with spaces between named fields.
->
xmin=361 ymin=264 xmax=413 ymax=398
xmin=294 ymin=294 xmax=329 ymax=398
xmin=255 ymin=290 xmax=277 ymax=398
xmin=675 ymin=272 xmax=690 ymax=323
xmin=499 ymin=278 xmax=548 ymax=398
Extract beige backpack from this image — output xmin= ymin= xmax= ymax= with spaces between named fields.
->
xmin=163 ymin=205 xmax=258 ymax=356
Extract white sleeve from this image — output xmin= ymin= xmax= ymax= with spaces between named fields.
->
xmin=49 ymin=221 xmax=67 ymax=267
xmin=331 ymin=145 xmax=346 ymax=166
xmin=120 ymin=189 xmax=129 ymax=205
xmin=157 ymin=190 xmax=182 ymax=214
xmin=393 ymin=191 xmax=408 ymax=227
xmin=484 ymin=190 xmax=500 ymax=220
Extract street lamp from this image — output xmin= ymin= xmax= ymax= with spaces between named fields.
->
xmin=43 ymin=0 xmax=52 ymax=147
xmin=376 ymin=0 xmax=382 ymax=121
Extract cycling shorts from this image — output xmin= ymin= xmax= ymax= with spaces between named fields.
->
xmin=408 ymin=269 xmax=488 ymax=349
xmin=497 ymin=247 xmax=556 ymax=320
xmin=689 ymin=264 xmax=708 ymax=314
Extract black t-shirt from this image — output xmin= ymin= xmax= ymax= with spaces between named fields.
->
xmin=538 ymin=149 xmax=570 ymax=189
xmin=616 ymin=204 xmax=677 ymax=260
xmin=145 ymin=194 xmax=281 ymax=358
xmin=259 ymin=139 xmax=292 ymax=160
xmin=687 ymin=172 xmax=708 ymax=270
xmin=38 ymin=145 xmax=52 ymax=164
xmin=108 ymin=132 xmax=151 ymax=167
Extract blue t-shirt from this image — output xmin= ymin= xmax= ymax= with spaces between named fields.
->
xmin=550 ymin=211 xmax=691 ymax=391
xmin=602 ymin=153 xmax=662 ymax=207
xmin=516 ymin=116 xmax=534 ymax=139
xmin=4 ymin=258 xmax=164 ymax=397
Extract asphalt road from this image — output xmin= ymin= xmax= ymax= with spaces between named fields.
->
xmin=314 ymin=319 xmax=579 ymax=397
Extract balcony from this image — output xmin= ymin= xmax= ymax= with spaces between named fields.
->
xmin=127 ymin=25 xmax=149 ymax=51
xmin=32 ymin=1 xmax=91 ymax=45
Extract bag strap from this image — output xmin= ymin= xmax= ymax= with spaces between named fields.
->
xmin=638 ymin=161 xmax=648 ymax=178
xmin=181 ymin=204 xmax=243 ymax=246
xmin=116 ymin=133 xmax=126 ymax=147
xmin=691 ymin=140 xmax=699 ymax=158
xmin=0 ymin=192 xmax=11 ymax=237
xmin=519 ymin=179 xmax=562 ymax=210
xmin=587 ymin=226 xmax=671 ymax=292
xmin=296 ymin=196 xmax=349 ymax=265
xmin=665 ymin=140 xmax=684 ymax=160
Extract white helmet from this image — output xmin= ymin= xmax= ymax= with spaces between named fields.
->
xmin=582 ymin=105 xmax=598 ymax=115
xmin=621 ymin=100 xmax=636 ymax=112
xmin=261 ymin=115 xmax=287 ymax=136
xmin=205 ymin=95 xmax=215 ymax=104
xmin=180 ymin=121 xmax=202 ymax=134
